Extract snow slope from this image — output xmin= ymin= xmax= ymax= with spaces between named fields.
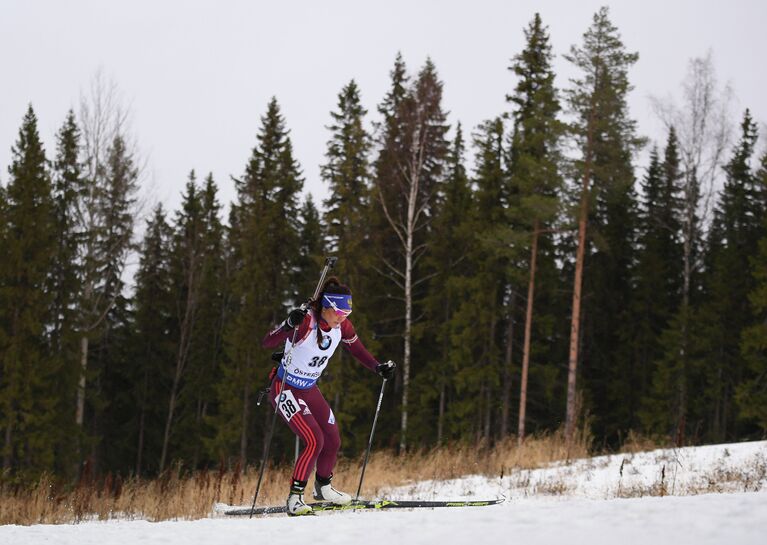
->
xmin=387 ymin=440 xmax=767 ymax=501
xmin=2 ymin=441 xmax=765 ymax=545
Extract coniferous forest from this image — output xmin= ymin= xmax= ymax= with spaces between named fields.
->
xmin=1 ymin=8 xmax=766 ymax=485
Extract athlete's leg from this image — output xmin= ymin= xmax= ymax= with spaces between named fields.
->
xmin=301 ymin=386 xmax=340 ymax=478
xmin=270 ymin=380 xmax=324 ymax=483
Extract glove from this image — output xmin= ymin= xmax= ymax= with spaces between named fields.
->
xmin=285 ymin=307 xmax=307 ymax=329
xmin=376 ymin=360 xmax=396 ymax=380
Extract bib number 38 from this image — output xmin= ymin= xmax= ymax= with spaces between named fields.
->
xmin=278 ymin=390 xmax=300 ymax=422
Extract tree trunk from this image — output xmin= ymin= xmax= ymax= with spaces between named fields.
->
xmin=437 ymin=381 xmax=445 ymax=446
xmin=401 ymin=223 xmax=412 ymax=452
xmin=677 ymin=195 xmax=694 ymax=443
xmin=76 ymin=335 xmax=89 ymax=426
xmin=501 ymin=292 xmax=516 ymax=438
xmin=239 ymin=355 xmax=251 ymax=466
xmin=136 ymin=369 xmax=148 ymax=477
xmin=484 ymin=386 xmax=492 ymax=442
xmin=3 ymin=419 xmax=13 ymax=469
xmin=399 ymin=155 xmax=420 ymax=453
xmin=566 ymin=137 xmax=594 ymax=442
xmin=518 ymin=221 xmax=540 ymax=442
xmin=437 ymin=298 xmax=451 ymax=445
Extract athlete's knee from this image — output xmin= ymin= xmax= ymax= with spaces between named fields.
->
xmin=313 ymin=429 xmax=325 ymax=453
xmin=323 ymin=427 xmax=340 ymax=453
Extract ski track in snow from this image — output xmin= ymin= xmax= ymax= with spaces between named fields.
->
xmin=2 ymin=441 xmax=766 ymax=545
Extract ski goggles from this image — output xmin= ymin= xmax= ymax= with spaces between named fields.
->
xmin=322 ymin=294 xmax=353 ymax=317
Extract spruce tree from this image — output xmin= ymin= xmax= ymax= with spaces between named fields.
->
xmin=131 ymin=204 xmax=175 ymax=476
xmin=159 ymin=172 xmax=206 ymax=471
xmin=695 ymin=111 xmax=763 ymax=441
xmin=49 ymin=110 xmax=87 ymax=476
xmin=506 ymin=13 xmax=565 ymax=440
xmin=635 ymin=135 xmax=684 ymax=434
xmin=737 ymin=150 xmax=767 ymax=433
xmin=417 ymin=123 xmax=474 ymax=445
xmin=295 ymin=194 xmax=324 ymax=302
xmin=181 ymin=174 xmax=228 ymax=468
xmin=0 ymin=106 xmax=58 ymax=479
xmin=84 ymin=132 xmax=139 ymax=472
xmin=319 ymin=80 xmax=380 ymax=452
xmin=212 ymin=98 xmax=303 ymax=464
xmin=447 ymin=117 xmax=508 ymax=443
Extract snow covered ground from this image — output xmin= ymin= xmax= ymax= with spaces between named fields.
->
xmin=2 ymin=441 xmax=766 ymax=545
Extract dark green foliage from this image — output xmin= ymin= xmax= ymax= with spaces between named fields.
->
xmin=737 ymin=153 xmax=767 ymax=431
xmin=564 ymin=6 xmax=643 ymax=443
xmin=693 ymin=111 xmax=765 ymax=441
xmin=414 ymin=124 xmax=475 ymax=445
xmin=0 ymin=106 xmax=58 ymax=480
xmin=318 ymin=80 xmax=379 ymax=454
xmin=83 ymin=131 xmax=140 ymax=473
xmin=155 ymin=172 xmax=228 ymax=471
xmin=506 ymin=13 xmax=566 ymax=438
xmin=2 ymin=16 xmax=767 ymax=484
xmin=634 ymin=132 xmax=684 ymax=434
xmin=48 ymin=110 xmax=86 ymax=477
xmin=368 ymin=54 xmax=452 ymax=450
xmin=131 ymin=204 xmax=175 ymax=475
xmin=211 ymin=98 xmax=304 ymax=464
xmin=445 ymin=118 xmax=509 ymax=443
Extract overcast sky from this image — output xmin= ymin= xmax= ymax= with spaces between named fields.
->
xmin=2 ymin=0 xmax=766 ymax=217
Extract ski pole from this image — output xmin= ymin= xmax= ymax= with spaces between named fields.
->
xmin=354 ymin=377 xmax=387 ymax=506
xmin=249 ymin=256 xmax=337 ymax=518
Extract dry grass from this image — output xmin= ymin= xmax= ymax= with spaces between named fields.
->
xmin=0 ymin=428 xmax=591 ymax=526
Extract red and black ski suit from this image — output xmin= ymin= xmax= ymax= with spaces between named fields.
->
xmin=262 ymin=312 xmax=379 ymax=482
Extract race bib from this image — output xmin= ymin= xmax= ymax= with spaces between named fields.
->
xmin=277 ymin=390 xmax=300 ymax=422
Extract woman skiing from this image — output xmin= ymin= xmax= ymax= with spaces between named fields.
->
xmin=262 ymin=277 xmax=396 ymax=516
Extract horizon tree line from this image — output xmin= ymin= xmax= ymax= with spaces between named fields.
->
xmin=1 ymin=7 xmax=765 ymax=484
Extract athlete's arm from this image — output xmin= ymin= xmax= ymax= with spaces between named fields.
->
xmin=340 ymin=320 xmax=378 ymax=372
xmin=262 ymin=313 xmax=311 ymax=349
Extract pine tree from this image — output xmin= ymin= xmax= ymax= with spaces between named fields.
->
xmin=563 ymin=7 xmax=642 ymax=440
xmin=0 ymin=106 xmax=58 ymax=479
xmin=506 ymin=13 xmax=565 ymax=441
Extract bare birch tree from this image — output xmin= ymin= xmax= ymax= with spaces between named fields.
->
xmin=74 ymin=70 xmax=142 ymax=446
xmin=375 ymin=60 xmax=448 ymax=451
xmin=650 ymin=52 xmax=732 ymax=437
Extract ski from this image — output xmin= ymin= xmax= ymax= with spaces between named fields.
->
xmin=224 ymin=498 xmax=505 ymax=516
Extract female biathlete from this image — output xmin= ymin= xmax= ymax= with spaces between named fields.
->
xmin=262 ymin=277 xmax=396 ymax=516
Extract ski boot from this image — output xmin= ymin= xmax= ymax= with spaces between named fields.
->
xmin=313 ymin=473 xmax=352 ymax=505
xmin=286 ymin=480 xmax=314 ymax=516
